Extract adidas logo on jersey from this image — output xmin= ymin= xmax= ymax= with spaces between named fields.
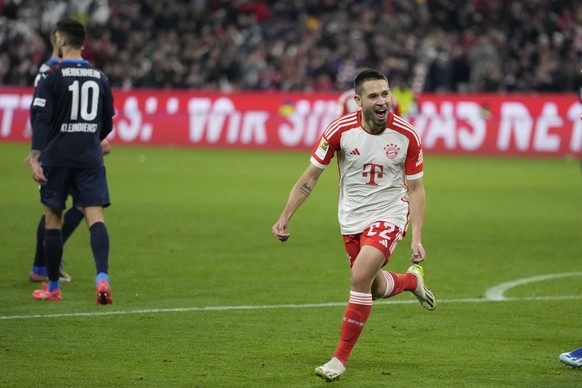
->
xmin=350 ymin=148 xmax=361 ymax=155
xmin=379 ymin=240 xmax=388 ymax=248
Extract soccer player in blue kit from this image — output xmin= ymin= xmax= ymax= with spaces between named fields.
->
xmin=27 ymin=18 xmax=115 ymax=304
xmin=27 ymin=26 xmax=113 ymax=284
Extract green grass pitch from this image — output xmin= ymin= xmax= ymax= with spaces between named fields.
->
xmin=1 ymin=142 xmax=581 ymax=387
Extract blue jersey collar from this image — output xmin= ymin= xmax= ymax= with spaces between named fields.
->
xmin=61 ymin=59 xmax=89 ymax=64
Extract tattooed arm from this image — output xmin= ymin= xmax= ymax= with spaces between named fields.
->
xmin=272 ymin=163 xmax=324 ymax=242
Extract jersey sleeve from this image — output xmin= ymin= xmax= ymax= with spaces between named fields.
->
xmin=310 ymin=135 xmax=334 ymax=169
xmin=30 ymin=72 xmax=55 ymax=151
xmin=99 ymin=73 xmax=115 ymax=140
xmin=311 ymin=113 xmax=359 ymax=168
xmin=309 ymin=125 xmax=343 ymax=169
xmin=404 ymin=139 xmax=423 ymax=180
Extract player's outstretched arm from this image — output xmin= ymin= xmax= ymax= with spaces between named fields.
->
xmin=272 ymin=163 xmax=324 ymax=242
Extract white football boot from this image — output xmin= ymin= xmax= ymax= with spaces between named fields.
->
xmin=407 ymin=264 xmax=436 ymax=310
xmin=315 ymin=357 xmax=345 ymax=381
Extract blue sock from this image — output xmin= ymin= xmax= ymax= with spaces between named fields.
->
xmin=48 ymin=280 xmax=60 ymax=292
xmin=96 ymin=272 xmax=109 ymax=285
xmin=90 ymin=222 xmax=109 ymax=274
xmin=32 ymin=266 xmax=47 ymax=275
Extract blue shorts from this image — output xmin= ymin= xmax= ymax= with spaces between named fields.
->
xmin=40 ymin=166 xmax=111 ymax=210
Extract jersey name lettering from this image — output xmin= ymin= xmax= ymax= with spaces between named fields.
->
xmin=60 ymin=123 xmax=98 ymax=133
xmin=61 ymin=68 xmax=101 ymax=78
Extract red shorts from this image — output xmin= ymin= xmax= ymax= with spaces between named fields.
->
xmin=342 ymin=221 xmax=405 ymax=267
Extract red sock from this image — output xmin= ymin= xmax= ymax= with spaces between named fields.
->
xmin=383 ymin=271 xmax=418 ymax=298
xmin=333 ymin=291 xmax=372 ymax=365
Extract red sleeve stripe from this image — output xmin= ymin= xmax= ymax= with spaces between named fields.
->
xmin=323 ymin=113 xmax=358 ymax=139
xmin=392 ymin=115 xmax=421 ymax=146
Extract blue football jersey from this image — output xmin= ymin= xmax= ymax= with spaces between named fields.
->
xmin=30 ymin=59 xmax=114 ymax=167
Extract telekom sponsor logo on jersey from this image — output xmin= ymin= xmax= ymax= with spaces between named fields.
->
xmin=1 ymin=89 xmax=580 ymax=157
xmin=362 ymin=163 xmax=384 ymax=185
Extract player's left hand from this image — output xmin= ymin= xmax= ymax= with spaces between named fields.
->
xmin=101 ymin=139 xmax=112 ymax=155
xmin=31 ymin=163 xmax=47 ymax=184
xmin=410 ymin=242 xmax=425 ymax=264
xmin=272 ymin=220 xmax=291 ymax=242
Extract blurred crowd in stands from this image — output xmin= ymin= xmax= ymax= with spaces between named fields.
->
xmin=1 ymin=0 xmax=581 ymax=93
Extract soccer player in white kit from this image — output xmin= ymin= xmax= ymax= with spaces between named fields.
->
xmin=272 ymin=69 xmax=436 ymax=382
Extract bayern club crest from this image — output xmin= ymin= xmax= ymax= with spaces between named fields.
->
xmin=384 ymin=143 xmax=400 ymax=159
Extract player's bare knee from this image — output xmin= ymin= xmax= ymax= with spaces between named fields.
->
xmin=350 ymin=273 xmax=374 ymax=293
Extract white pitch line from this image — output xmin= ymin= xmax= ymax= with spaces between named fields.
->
xmin=484 ymin=272 xmax=582 ymax=301
xmin=2 ymin=294 xmax=582 ymax=321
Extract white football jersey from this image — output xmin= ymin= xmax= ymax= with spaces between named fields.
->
xmin=311 ymin=111 xmax=423 ymax=234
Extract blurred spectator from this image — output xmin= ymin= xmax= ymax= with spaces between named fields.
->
xmin=1 ymin=0 xmax=580 ymax=93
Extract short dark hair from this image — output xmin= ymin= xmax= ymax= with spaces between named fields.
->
xmin=354 ymin=69 xmax=388 ymax=96
xmin=56 ymin=19 xmax=86 ymax=49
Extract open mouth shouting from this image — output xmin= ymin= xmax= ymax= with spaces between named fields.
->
xmin=374 ymin=106 xmax=388 ymax=123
